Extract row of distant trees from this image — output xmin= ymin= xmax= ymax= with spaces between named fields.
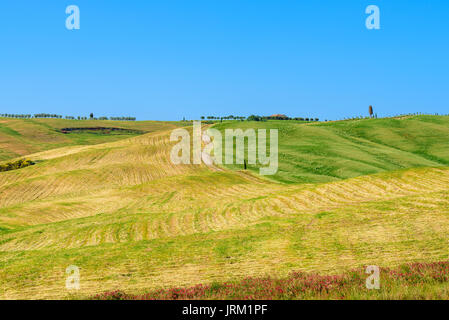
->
xmin=0 ymin=113 xmax=63 ymax=119
xmin=109 ymin=117 xmax=136 ymax=121
xmin=196 ymin=115 xmax=320 ymax=122
xmin=334 ymin=112 xmax=449 ymax=122
xmin=200 ymin=115 xmax=247 ymax=121
xmin=0 ymin=113 xmax=136 ymax=121
xmin=247 ymin=115 xmax=320 ymax=122
xmin=1 ymin=114 xmax=36 ymax=118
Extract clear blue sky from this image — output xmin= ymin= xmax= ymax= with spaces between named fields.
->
xmin=0 ymin=1 xmax=448 ymax=120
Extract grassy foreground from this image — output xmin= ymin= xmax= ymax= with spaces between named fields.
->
xmin=0 ymin=116 xmax=449 ymax=299
xmin=92 ymin=261 xmax=449 ymax=300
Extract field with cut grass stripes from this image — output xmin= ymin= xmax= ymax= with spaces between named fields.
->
xmin=0 ymin=117 xmax=188 ymax=161
xmin=0 ymin=116 xmax=448 ymax=299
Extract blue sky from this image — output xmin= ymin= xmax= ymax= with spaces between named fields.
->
xmin=0 ymin=1 xmax=448 ymax=121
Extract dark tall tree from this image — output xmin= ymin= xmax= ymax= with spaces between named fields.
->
xmin=90 ymin=113 xmax=94 ymax=119
xmin=369 ymin=105 xmax=374 ymax=118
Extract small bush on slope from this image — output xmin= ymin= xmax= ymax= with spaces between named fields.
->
xmin=0 ymin=159 xmax=34 ymax=172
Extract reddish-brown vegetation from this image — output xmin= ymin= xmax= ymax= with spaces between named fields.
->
xmin=92 ymin=261 xmax=449 ymax=300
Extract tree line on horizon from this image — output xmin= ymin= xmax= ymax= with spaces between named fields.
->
xmin=0 ymin=113 xmax=136 ymax=121
xmin=193 ymin=115 xmax=321 ymax=122
xmin=247 ymin=115 xmax=320 ymax=122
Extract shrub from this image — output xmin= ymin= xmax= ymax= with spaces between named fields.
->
xmin=0 ymin=159 xmax=35 ymax=172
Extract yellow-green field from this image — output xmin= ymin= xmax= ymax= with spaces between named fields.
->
xmin=0 ymin=117 xmax=188 ymax=161
xmin=0 ymin=116 xmax=448 ymax=299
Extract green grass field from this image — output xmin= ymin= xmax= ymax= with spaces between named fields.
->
xmin=213 ymin=115 xmax=449 ymax=183
xmin=0 ymin=116 xmax=448 ymax=299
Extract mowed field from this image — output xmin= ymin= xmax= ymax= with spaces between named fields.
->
xmin=0 ymin=117 xmax=188 ymax=161
xmin=0 ymin=116 xmax=449 ymax=299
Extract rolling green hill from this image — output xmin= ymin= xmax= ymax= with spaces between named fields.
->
xmin=213 ymin=115 xmax=449 ymax=183
xmin=0 ymin=116 xmax=448 ymax=299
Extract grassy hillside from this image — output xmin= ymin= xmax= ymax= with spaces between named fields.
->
xmin=213 ymin=115 xmax=449 ymax=183
xmin=0 ymin=116 xmax=448 ymax=299
xmin=0 ymin=117 xmax=188 ymax=161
